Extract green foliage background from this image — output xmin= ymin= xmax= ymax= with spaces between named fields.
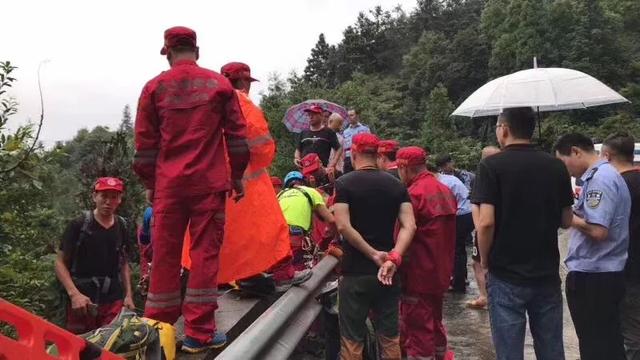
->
xmin=262 ymin=0 xmax=640 ymax=176
xmin=1 ymin=0 xmax=640 ymax=327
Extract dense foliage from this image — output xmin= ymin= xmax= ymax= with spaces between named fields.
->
xmin=1 ymin=0 xmax=639 ymax=327
xmin=0 ymin=61 xmax=144 ymax=327
xmin=262 ymin=0 xmax=640 ymax=176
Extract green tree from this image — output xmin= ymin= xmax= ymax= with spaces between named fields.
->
xmin=0 ymin=61 xmax=67 ymax=327
xmin=562 ymin=0 xmax=628 ymax=87
xmin=303 ymin=34 xmax=333 ymax=86
xmin=421 ymin=84 xmax=455 ymax=148
xmin=484 ymin=0 xmax=551 ymax=76
xmin=119 ymin=104 xmax=133 ymax=134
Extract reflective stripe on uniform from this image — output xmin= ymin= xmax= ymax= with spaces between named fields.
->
xmin=247 ymin=134 xmax=273 ymax=148
xmin=227 ymin=138 xmax=249 ymax=154
xmin=185 ymin=288 xmax=218 ymax=296
xmin=147 ymin=291 xmax=181 ymax=301
xmin=184 ymin=295 xmax=218 ymax=304
xmin=401 ymin=295 xmax=419 ymax=304
xmin=242 ymin=168 xmax=267 ymax=182
xmin=184 ymin=288 xmax=218 ymax=304
xmin=145 ymin=298 xmax=181 ymax=309
xmin=134 ymin=149 xmax=159 ymax=164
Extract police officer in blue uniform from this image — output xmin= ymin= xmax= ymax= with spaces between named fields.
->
xmin=555 ymin=133 xmax=631 ymax=360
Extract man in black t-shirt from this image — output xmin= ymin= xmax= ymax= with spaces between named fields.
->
xmin=333 ymin=133 xmax=416 ymax=359
xmin=54 ymin=177 xmax=134 ymax=334
xmin=602 ymin=133 xmax=640 ymax=360
xmin=471 ymin=107 xmax=573 ymax=359
xmin=294 ymin=105 xmax=342 ymax=178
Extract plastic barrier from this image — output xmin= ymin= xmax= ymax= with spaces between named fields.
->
xmin=0 ymin=299 xmax=123 ymax=360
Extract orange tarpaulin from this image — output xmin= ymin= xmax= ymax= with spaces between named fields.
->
xmin=182 ymin=90 xmax=290 ymax=283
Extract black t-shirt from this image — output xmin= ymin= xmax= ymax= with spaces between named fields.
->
xmin=335 ymin=169 xmax=410 ymax=275
xmin=60 ymin=214 xmax=129 ymax=303
xmin=622 ymin=169 xmax=640 ymax=282
xmin=471 ymin=144 xmax=574 ymax=285
xmin=297 ymin=127 xmax=340 ymax=166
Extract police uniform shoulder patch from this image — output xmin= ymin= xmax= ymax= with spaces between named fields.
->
xmin=586 ymin=190 xmax=603 ymax=209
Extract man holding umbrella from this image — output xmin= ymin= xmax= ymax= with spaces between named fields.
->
xmin=294 ymin=105 xmax=342 ymax=179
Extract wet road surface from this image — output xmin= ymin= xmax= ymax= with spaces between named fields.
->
xmin=294 ymin=231 xmax=581 ymax=359
xmin=445 ymin=231 xmax=580 ymax=359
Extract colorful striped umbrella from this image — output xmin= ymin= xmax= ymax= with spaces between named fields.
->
xmin=283 ymin=99 xmax=348 ymax=133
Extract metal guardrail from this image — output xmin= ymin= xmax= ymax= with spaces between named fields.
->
xmin=216 ymin=256 xmax=338 ymax=360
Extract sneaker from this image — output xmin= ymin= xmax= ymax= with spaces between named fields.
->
xmin=181 ymin=332 xmax=227 ymax=353
xmin=275 ymin=269 xmax=313 ymax=292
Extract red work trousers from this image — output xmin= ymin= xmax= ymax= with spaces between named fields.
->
xmin=400 ymin=293 xmax=448 ymax=360
xmin=144 ymin=192 xmax=225 ymax=343
xmin=66 ymin=300 xmax=123 ymax=334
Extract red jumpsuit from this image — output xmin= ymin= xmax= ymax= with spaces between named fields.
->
xmin=400 ymin=171 xmax=457 ymax=359
xmin=134 ymin=59 xmax=248 ymax=343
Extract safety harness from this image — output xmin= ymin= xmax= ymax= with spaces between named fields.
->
xmin=276 ymin=186 xmax=319 ymax=268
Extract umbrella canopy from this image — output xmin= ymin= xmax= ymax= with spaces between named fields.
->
xmin=283 ymin=99 xmax=348 ymax=133
xmin=452 ymin=67 xmax=629 ymax=117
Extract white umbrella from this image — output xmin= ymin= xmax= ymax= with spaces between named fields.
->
xmin=452 ymin=67 xmax=629 ymax=117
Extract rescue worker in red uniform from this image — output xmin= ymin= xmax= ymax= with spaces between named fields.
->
xmin=396 ymin=147 xmax=457 ymax=360
xmin=133 ymin=26 xmax=249 ymax=353
xmin=377 ymin=140 xmax=400 ymax=179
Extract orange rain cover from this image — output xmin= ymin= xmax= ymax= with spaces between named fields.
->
xmin=181 ymin=90 xmax=291 ymax=283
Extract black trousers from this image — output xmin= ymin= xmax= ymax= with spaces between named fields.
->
xmin=452 ymin=213 xmax=473 ymax=290
xmin=566 ymin=271 xmax=626 ymax=360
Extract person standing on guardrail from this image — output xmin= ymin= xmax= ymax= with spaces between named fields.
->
xmin=601 ymin=133 xmax=640 ymax=360
xmin=133 ymin=26 xmax=249 ymax=353
xmin=396 ymin=147 xmax=458 ymax=360
xmin=333 ymin=133 xmax=416 ymax=359
xmin=54 ymin=177 xmax=135 ymax=334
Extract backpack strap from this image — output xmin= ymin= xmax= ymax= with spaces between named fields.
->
xmin=293 ymin=186 xmax=315 ymax=210
xmin=115 ymin=215 xmax=127 ymax=255
xmin=277 ymin=187 xmax=314 ymax=209
xmin=70 ymin=210 xmax=93 ymax=275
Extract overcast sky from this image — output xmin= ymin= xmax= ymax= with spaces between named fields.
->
xmin=2 ymin=0 xmax=417 ymax=145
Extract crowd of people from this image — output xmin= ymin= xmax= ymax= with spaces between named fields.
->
xmin=52 ymin=26 xmax=640 ymax=360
